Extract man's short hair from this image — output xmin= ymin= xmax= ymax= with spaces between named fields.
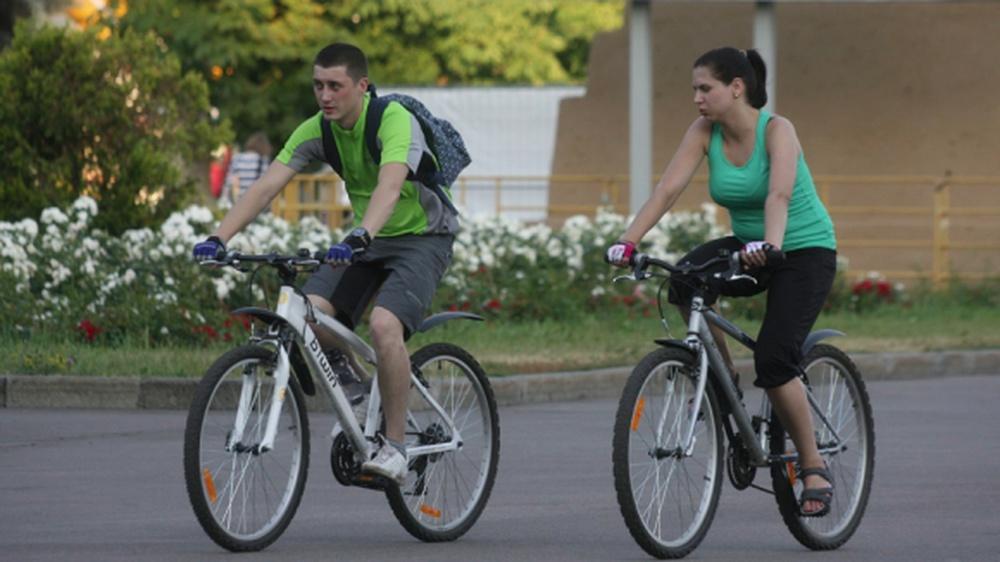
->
xmin=314 ymin=43 xmax=368 ymax=82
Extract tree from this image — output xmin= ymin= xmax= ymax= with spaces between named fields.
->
xmin=0 ymin=21 xmax=230 ymax=231
xmin=113 ymin=0 xmax=622 ymax=145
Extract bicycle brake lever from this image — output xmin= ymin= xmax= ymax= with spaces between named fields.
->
xmin=723 ymin=272 xmax=758 ymax=284
xmin=613 ymin=271 xmax=649 ymax=283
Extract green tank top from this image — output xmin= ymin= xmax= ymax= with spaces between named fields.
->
xmin=707 ymin=110 xmax=836 ymax=252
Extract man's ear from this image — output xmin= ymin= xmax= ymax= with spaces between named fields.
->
xmin=357 ymin=76 xmax=370 ymax=92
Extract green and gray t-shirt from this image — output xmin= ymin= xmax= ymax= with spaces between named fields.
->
xmin=276 ymin=94 xmax=458 ymax=237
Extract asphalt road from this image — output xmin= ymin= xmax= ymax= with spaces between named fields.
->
xmin=1 ymin=375 xmax=999 ymax=562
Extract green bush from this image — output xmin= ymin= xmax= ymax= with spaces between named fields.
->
xmin=0 ymin=21 xmax=230 ymax=233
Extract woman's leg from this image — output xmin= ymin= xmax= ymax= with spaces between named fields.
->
xmin=753 ymin=248 xmax=837 ymax=514
xmin=767 ymin=379 xmax=828 ymax=513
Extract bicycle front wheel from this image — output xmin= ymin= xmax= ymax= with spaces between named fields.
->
xmin=613 ymin=347 xmax=724 ymax=559
xmin=183 ymin=345 xmax=310 ymax=552
xmin=386 ymin=343 xmax=500 ymax=542
xmin=769 ymin=344 xmax=875 ymax=550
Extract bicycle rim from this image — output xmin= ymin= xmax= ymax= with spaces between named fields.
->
xmin=614 ymin=350 xmax=723 ymax=558
xmin=387 ymin=343 xmax=499 ymax=541
xmin=185 ymin=348 xmax=309 ymax=550
xmin=772 ymin=345 xmax=874 ymax=548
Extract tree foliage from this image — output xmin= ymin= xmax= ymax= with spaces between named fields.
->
xmin=0 ymin=21 xmax=230 ymax=231
xmin=114 ymin=0 xmax=622 ymax=144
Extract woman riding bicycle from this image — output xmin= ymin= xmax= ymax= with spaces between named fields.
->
xmin=606 ymin=47 xmax=837 ymax=517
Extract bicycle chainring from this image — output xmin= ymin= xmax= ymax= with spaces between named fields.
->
xmin=727 ymin=435 xmax=757 ymax=490
xmin=330 ymin=432 xmax=387 ymax=490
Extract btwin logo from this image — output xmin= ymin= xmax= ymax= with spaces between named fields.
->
xmin=308 ymin=338 xmax=338 ymax=388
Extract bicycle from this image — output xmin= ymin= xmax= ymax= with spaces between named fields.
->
xmin=611 ymin=250 xmax=875 ymax=559
xmin=182 ymin=250 xmax=500 ymax=552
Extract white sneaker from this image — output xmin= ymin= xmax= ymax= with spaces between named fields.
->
xmin=361 ymin=440 xmax=408 ymax=484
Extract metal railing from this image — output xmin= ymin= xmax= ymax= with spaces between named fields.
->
xmin=272 ymin=173 xmax=1000 ymax=286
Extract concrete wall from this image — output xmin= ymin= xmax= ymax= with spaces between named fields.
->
xmin=550 ymin=2 xmax=1000 ymax=277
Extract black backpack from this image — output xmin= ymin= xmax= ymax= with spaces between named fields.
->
xmin=319 ymin=85 xmax=470 ymax=214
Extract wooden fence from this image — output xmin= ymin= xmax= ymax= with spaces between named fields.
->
xmin=271 ymin=173 xmax=1000 ymax=286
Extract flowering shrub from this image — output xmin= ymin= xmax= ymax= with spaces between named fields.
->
xmin=848 ymin=271 xmax=906 ymax=312
xmin=0 ymin=197 xmax=724 ymax=344
xmin=0 ymin=196 xmax=334 ymax=345
xmin=440 ymin=205 xmax=725 ymax=319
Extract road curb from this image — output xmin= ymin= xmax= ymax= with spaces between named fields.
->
xmin=2 ymin=349 xmax=998 ymax=410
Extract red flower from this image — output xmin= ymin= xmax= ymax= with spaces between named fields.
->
xmin=76 ymin=319 xmax=102 ymax=342
xmin=852 ymin=279 xmax=874 ymax=295
xmin=484 ymin=298 xmax=502 ymax=311
xmin=193 ymin=324 xmax=220 ymax=341
xmin=876 ymin=280 xmax=893 ymax=298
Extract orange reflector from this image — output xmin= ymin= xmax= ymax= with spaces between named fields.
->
xmin=631 ymin=397 xmax=646 ymax=432
xmin=420 ymin=504 xmax=442 ymax=518
xmin=786 ymin=459 xmax=797 ymax=486
xmin=203 ymin=468 xmax=218 ymax=503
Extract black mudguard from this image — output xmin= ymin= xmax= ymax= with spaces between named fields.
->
xmin=416 ymin=311 xmax=484 ymax=333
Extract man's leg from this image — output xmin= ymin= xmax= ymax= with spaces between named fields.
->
xmin=368 ymin=306 xmax=410 ymax=443
xmin=306 ymin=294 xmax=344 ymax=350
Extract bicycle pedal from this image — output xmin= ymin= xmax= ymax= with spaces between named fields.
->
xmin=350 ymin=473 xmax=389 ymax=491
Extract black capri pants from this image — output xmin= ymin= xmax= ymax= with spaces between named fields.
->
xmin=667 ymin=236 xmax=837 ymax=389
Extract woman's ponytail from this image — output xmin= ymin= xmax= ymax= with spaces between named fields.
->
xmin=745 ymin=49 xmax=768 ymax=109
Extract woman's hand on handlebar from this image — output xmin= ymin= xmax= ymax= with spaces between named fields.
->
xmin=605 ymin=240 xmax=637 ymax=268
xmin=739 ymin=241 xmax=784 ymax=270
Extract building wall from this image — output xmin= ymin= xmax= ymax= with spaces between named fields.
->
xmin=550 ymin=2 xmax=1000 ymax=276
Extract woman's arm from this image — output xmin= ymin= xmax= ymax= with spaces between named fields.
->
xmin=620 ymin=118 xmax=711 ymax=243
xmin=762 ymin=116 xmax=801 ymax=250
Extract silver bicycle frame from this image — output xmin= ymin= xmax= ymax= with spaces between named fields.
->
xmin=678 ymin=297 xmax=844 ymax=467
xmin=229 ymin=285 xmax=464 ymax=461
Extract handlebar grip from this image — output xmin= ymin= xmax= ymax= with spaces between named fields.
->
xmin=764 ymin=246 xmax=786 ymax=265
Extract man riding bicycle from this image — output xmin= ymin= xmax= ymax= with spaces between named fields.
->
xmin=193 ymin=42 xmax=459 ymax=484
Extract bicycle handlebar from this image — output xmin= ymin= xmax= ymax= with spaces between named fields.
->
xmin=628 ymin=246 xmax=786 ymax=283
xmin=199 ymin=249 xmax=327 ymax=270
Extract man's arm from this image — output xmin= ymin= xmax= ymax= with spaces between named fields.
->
xmin=358 ymin=162 xmax=409 ymax=237
xmin=214 ymin=161 xmax=297 ymax=243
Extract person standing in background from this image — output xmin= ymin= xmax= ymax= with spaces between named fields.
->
xmin=221 ymin=132 xmax=272 ymax=208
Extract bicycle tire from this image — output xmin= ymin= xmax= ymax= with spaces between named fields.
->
xmin=769 ymin=344 xmax=875 ymax=550
xmin=613 ymin=347 xmax=725 ymax=559
xmin=183 ymin=345 xmax=310 ymax=552
xmin=386 ymin=343 xmax=500 ymax=542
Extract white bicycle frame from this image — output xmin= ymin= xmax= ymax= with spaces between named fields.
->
xmin=226 ymin=285 xmax=464 ymax=464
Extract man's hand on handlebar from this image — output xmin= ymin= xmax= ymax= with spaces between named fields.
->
xmin=192 ymin=236 xmax=226 ymax=262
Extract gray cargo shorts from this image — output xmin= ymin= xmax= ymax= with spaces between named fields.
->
xmin=301 ymin=233 xmax=454 ymax=339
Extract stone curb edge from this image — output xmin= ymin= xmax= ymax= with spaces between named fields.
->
xmin=2 ymin=350 xmax=998 ymax=410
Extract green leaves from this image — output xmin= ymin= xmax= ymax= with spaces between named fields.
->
xmin=0 ymin=21 xmax=230 ymax=232
xmin=115 ymin=0 xmax=623 ymax=141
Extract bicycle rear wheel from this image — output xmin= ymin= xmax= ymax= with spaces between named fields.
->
xmin=183 ymin=345 xmax=310 ymax=552
xmin=613 ymin=347 xmax=724 ymax=559
xmin=386 ymin=343 xmax=500 ymax=542
xmin=769 ymin=344 xmax=875 ymax=550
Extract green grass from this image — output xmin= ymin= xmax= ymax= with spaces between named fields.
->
xmin=4 ymin=300 xmax=998 ymax=378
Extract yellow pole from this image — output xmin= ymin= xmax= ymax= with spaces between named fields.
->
xmin=494 ymin=177 xmax=502 ymax=215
